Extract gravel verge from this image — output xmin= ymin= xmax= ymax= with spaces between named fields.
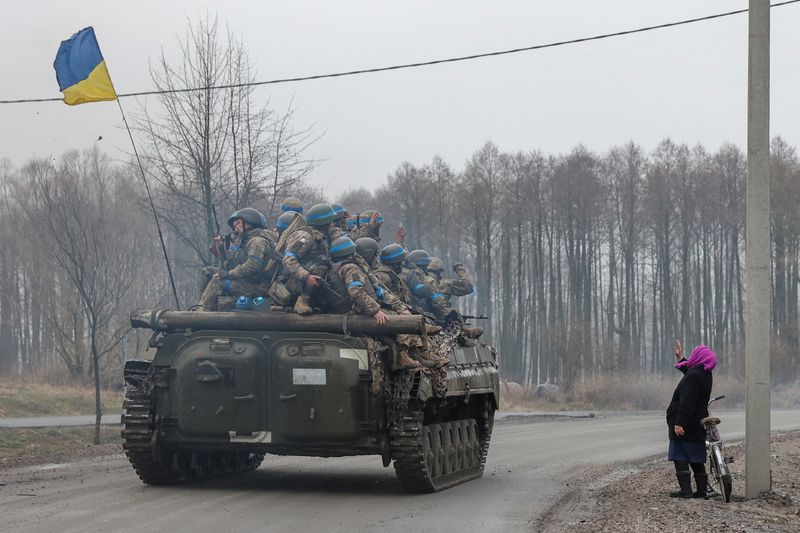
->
xmin=538 ymin=431 xmax=800 ymax=532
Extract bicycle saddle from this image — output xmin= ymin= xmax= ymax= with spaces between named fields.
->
xmin=701 ymin=416 xmax=721 ymax=426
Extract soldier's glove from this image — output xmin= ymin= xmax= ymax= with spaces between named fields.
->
xmin=453 ymin=263 xmax=465 ymax=273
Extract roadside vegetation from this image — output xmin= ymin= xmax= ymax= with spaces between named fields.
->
xmin=0 ymin=426 xmax=121 ymax=467
xmin=0 ymin=380 xmax=122 ymax=418
xmin=500 ymin=374 xmax=800 ymax=412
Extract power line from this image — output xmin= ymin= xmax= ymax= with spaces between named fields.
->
xmin=1 ymin=0 xmax=798 ymax=105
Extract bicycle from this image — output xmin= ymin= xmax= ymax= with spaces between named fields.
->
xmin=702 ymin=395 xmax=732 ymax=502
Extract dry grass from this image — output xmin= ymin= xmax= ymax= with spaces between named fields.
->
xmin=500 ymin=373 xmax=800 ymax=411
xmin=0 ymin=380 xmax=123 ymax=418
xmin=0 ymin=426 xmax=121 ymax=467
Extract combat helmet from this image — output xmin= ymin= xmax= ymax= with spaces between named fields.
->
xmin=427 ymin=257 xmax=444 ymax=273
xmin=358 ymin=209 xmax=384 ymax=225
xmin=329 ymin=236 xmax=357 ymax=260
xmin=380 ymin=243 xmax=407 ymax=264
xmin=227 ymin=207 xmax=267 ymax=229
xmin=281 ymin=196 xmax=303 ymax=213
xmin=407 ymin=249 xmax=431 ymax=268
xmin=331 ymin=203 xmax=347 ymax=220
xmin=355 ymin=237 xmax=379 ymax=263
xmin=276 ymin=211 xmax=303 ymax=232
xmin=305 ymin=203 xmax=337 ymax=227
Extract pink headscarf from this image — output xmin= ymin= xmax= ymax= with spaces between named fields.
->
xmin=675 ymin=344 xmax=717 ymax=371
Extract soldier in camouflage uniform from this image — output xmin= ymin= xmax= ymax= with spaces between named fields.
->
xmin=275 ymin=211 xmax=304 ymax=238
xmin=280 ymin=196 xmax=304 ymax=214
xmin=331 ymin=203 xmax=349 ymax=233
xmin=198 ymin=208 xmax=275 ymax=311
xmin=426 ymin=257 xmax=475 ymax=320
xmin=354 ymin=238 xmax=410 ymax=314
xmin=374 ymin=243 xmax=412 ymax=305
xmin=349 ymin=209 xmax=383 ymax=242
xmin=282 ymin=203 xmax=339 ymax=315
xmin=402 ymin=249 xmax=434 ymax=309
xmin=329 ymin=237 xmax=421 ymax=369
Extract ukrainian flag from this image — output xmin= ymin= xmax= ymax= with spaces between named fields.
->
xmin=53 ymin=27 xmax=117 ymax=106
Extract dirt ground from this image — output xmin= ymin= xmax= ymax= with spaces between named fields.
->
xmin=540 ymin=431 xmax=800 ymax=532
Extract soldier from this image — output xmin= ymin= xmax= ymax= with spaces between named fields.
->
xmin=282 ymin=202 xmax=338 ymax=315
xmin=350 ymin=209 xmax=383 ymax=241
xmin=374 ymin=243 xmax=412 ymax=305
xmin=331 ymin=203 xmax=349 ymax=233
xmin=198 ymin=208 xmax=274 ymax=311
xmin=427 ymin=257 xmax=475 ymax=320
xmin=402 ymin=249 xmax=434 ymax=307
xmin=276 ymin=211 xmax=304 ymax=238
xmin=355 ymin=238 xmax=409 ymax=314
xmin=281 ymin=196 xmax=303 ymax=214
xmin=329 ymin=237 xmax=421 ymax=369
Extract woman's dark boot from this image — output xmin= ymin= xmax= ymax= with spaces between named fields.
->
xmin=669 ymin=471 xmax=693 ymax=498
xmin=693 ymin=473 xmax=708 ymax=499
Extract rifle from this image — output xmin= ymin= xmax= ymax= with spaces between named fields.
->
xmin=317 ymin=278 xmax=344 ymax=301
xmin=410 ymin=305 xmax=438 ymax=321
xmin=462 ymin=315 xmax=489 ymax=320
xmin=208 ymin=203 xmax=228 ymax=265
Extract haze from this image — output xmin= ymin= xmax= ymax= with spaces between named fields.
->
xmin=1 ymin=0 xmax=799 ymax=196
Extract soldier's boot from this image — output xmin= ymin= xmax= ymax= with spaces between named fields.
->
xmin=462 ymin=327 xmax=484 ymax=338
xmin=398 ymin=351 xmax=422 ymax=369
xmin=293 ymin=295 xmax=313 ymax=315
xmin=408 ymin=350 xmax=437 ymax=369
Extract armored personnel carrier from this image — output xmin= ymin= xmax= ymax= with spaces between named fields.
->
xmin=122 ymin=309 xmax=499 ymax=492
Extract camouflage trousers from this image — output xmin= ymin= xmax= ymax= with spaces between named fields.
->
xmin=198 ymin=277 xmax=269 ymax=311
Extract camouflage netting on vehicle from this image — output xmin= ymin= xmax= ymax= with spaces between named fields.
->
xmin=424 ymin=322 xmax=463 ymax=397
xmin=366 ymin=337 xmax=387 ymax=395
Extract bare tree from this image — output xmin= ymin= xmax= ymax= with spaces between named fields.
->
xmin=136 ymin=14 xmax=318 ymax=269
xmin=16 ymin=149 xmax=141 ymax=443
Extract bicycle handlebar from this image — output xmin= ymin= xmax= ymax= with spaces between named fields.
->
xmin=708 ymin=394 xmax=725 ymax=406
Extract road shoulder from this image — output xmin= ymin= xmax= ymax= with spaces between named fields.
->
xmin=537 ymin=431 xmax=800 ymax=532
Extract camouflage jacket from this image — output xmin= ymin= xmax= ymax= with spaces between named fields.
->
xmin=373 ymin=264 xmax=412 ymax=305
xmin=223 ymin=228 xmax=274 ymax=280
xmin=348 ymin=221 xmax=381 ymax=242
xmin=336 ymin=260 xmax=381 ymax=316
xmin=282 ymin=226 xmax=328 ymax=282
xmin=401 ymin=265 xmax=434 ymax=308
xmin=353 ymin=255 xmax=408 ymax=313
xmin=430 ymin=265 xmax=474 ymax=315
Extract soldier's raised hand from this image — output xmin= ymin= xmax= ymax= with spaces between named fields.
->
xmin=395 ymin=224 xmax=406 ymax=244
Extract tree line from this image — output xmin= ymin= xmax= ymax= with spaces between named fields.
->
xmin=1 ymin=16 xmax=798 ymax=399
xmin=343 ymin=138 xmax=799 ymax=390
xmin=2 ymin=137 xmax=799 ymax=394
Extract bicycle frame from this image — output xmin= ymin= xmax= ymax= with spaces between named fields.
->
xmin=704 ymin=395 xmax=732 ymax=502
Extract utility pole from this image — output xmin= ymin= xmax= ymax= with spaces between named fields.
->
xmin=745 ymin=0 xmax=771 ymax=499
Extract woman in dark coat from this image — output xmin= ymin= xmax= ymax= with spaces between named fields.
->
xmin=666 ymin=342 xmax=716 ymax=498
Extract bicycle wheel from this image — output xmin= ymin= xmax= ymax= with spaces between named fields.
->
xmin=711 ymin=446 xmax=732 ymax=502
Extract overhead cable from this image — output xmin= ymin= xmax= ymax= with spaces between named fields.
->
xmin=1 ymin=0 xmax=798 ymax=105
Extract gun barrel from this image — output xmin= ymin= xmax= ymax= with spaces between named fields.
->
xmin=131 ymin=309 xmax=439 ymax=336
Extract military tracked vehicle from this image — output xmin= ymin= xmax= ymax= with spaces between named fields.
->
xmin=122 ymin=309 xmax=499 ymax=492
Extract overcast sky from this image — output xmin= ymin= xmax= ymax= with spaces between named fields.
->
xmin=1 ymin=1 xmax=799 ymax=197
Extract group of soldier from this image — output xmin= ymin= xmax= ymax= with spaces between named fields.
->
xmin=197 ymin=197 xmax=475 ymax=369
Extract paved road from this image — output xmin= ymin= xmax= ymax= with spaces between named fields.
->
xmin=0 ymin=411 xmax=593 ymax=428
xmin=1 ymin=410 xmax=798 ymax=533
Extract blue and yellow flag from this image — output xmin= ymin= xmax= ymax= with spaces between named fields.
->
xmin=53 ymin=27 xmax=117 ymax=106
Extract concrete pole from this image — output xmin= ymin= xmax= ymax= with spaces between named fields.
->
xmin=745 ymin=0 xmax=771 ymax=499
